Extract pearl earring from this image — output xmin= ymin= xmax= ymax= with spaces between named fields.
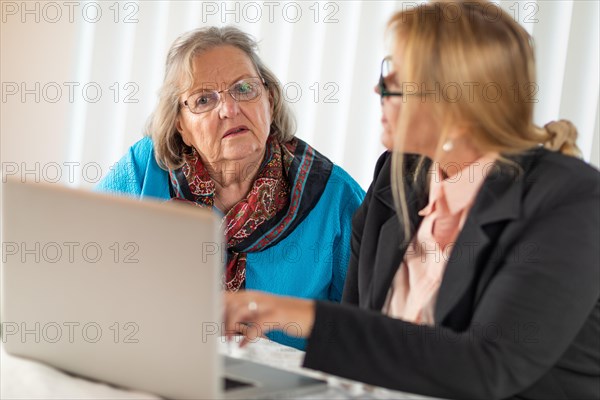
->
xmin=442 ymin=140 xmax=454 ymax=152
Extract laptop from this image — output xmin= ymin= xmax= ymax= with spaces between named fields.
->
xmin=1 ymin=178 xmax=327 ymax=399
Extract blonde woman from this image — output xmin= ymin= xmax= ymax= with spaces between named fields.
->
xmin=225 ymin=2 xmax=600 ymax=398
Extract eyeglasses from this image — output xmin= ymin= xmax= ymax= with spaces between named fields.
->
xmin=378 ymin=56 xmax=404 ymax=105
xmin=181 ymin=77 xmax=266 ymax=114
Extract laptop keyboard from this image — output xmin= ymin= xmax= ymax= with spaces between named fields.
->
xmin=223 ymin=377 xmax=254 ymax=391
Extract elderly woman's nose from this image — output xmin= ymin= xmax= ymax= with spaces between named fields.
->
xmin=218 ymin=92 xmax=240 ymax=118
xmin=374 ymin=84 xmax=380 ymax=94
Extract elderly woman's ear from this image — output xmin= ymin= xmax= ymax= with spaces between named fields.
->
xmin=265 ymin=81 xmax=275 ymax=117
xmin=175 ymin=118 xmax=191 ymax=146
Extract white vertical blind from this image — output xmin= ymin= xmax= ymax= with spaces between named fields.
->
xmin=557 ymin=0 xmax=599 ymax=159
xmin=2 ymin=1 xmax=598 ymax=190
xmin=65 ymin=14 xmax=96 ymax=186
xmin=528 ymin=1 xmax=573 ymax=126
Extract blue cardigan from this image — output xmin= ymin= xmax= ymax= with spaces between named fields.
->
xmin=96 ymin=137 xmax=365 ymax=347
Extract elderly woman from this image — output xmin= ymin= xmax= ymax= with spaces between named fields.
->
xmin=97 ymin=27 xmax=364 ymax=347
xmin=225 ymin=1 xmax=600 ymax=398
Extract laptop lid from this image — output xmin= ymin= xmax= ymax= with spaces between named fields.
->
xmin=2 ymin=179 xmax=223 ymax=399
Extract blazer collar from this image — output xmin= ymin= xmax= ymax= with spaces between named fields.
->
xmin=434 ymin=152 xmax=535 ymax=323
xmin=367 ymin=156 xmax=430 ymax=309
xmin=374 ymin=155 xmax=430 ymax=218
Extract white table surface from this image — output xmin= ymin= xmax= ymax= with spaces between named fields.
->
xmin=1 ymin=338 xmax=439 ymax=399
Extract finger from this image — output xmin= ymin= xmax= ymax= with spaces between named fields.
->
xmin=240 ymin=336 xmax=251 ymax=348
xmin=238 ymin=323 xmax=261 ymax=348
xmin=224 ymin=304 xmax=255 ymax=338
xmin=223 ymin=292 xmax=248 ymax=330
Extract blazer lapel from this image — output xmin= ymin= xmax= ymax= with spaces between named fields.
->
xmin=434 ymin=161 xmax=525 ymax=325
xmin=367 ymin=180 xmax=427 ymax=310
xmin=367 ymin=215 xmax=405 ymax=309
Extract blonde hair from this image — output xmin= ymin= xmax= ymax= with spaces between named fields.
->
xmin=388 ymin=1 xmax=581 ymax=239
xmin=146 ymin=26 xmax=296 ymax=170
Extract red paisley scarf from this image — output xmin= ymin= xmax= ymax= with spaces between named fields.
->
xmin=168 ymin=135 xmax=333 ymax=292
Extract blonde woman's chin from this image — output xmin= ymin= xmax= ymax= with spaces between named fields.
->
xmin=380 ymin=127 xmax=394 ymax=152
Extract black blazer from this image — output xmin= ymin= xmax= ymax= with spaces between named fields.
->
xmin=304 ymin=149 xmax=600 ymax=399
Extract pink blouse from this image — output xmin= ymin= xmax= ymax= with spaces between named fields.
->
xmin=383 ymin=153 xmax=498 ymax=325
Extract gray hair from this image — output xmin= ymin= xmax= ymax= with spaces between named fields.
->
xmin=146 ymin=26 xmax=296 ymax=170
